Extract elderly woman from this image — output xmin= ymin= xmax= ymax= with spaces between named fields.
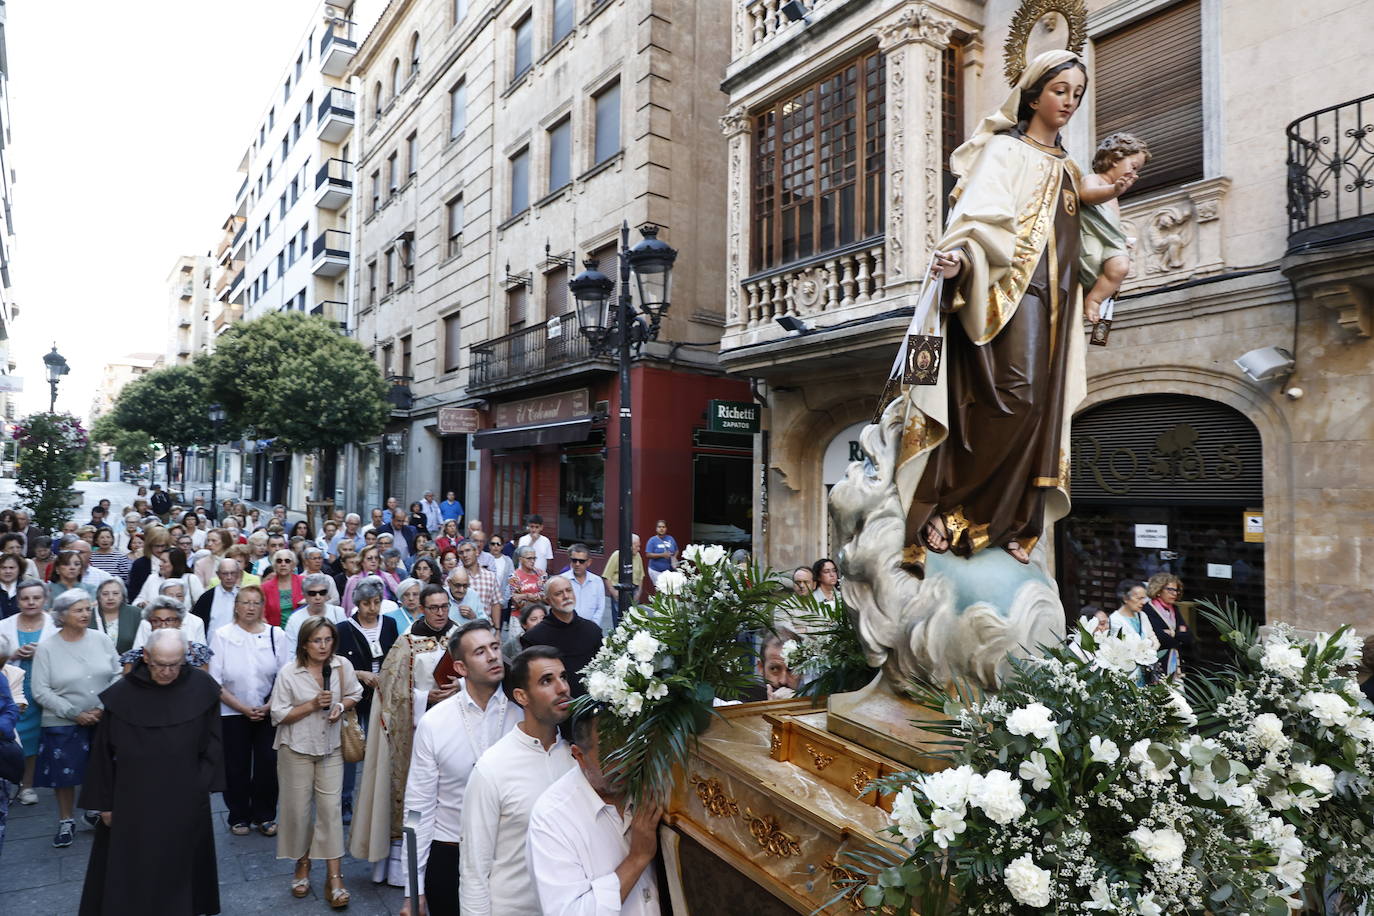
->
xmin=88 ymin=527 xmax=131 ymax=584
xmin=210 ymin=585 xmax=290 ymax=837
xmin=299 ymin=546 xmax=340 ymax=604
xmin=90 ymin=579 xmax=141 ymax=655
xmin=261 ymin=548 xmax=305 ymax=628
xmin=246 ymin=530 xmax=271 ymax=576
xmin=503 ymin=601 xmax=546 ymax=661
xmin=47 ymin=549 xmax=96 ymax=609
xmin=508 ymin=545 xmax=547 ymax=618
xmin=284 ymin=573 xmax=346 ymax=643
xmin=270 ymin=617 xmax=362 ymax=907
xmin=135 ymin=545 xmax=204 ymax=608
xmin=386 ymin=577 xmax=424 ymax=631
xmin=336 ymin=577 xmax=399 ymax=824
xmin=1144 ymin=572 xmax=1193 ymax=681
xmin=31 ymin=589 xmax=120 ymax=847
xmin=378 ymin=548 xmax=405 ymax=593
xmin=126 ymin=527 xmax=170 ymax=601
xmin=193 ymin=527 xmax=234 ymax=587
xmin=1109 ymin=580 xmax=1161 ymax=685
xmin=0 ymin=580 xmax=58 ymax=805
xmin=119 ymin=596 xmax=212 ymax=673
xmin=341 ymin=545 xmax=393 ymax=611
xmin=131 ymin=586 xmax=208 ymax=651
xmin=435 ymin=519 xmax=461 ymax=556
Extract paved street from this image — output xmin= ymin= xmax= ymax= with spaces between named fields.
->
xmin=0 ymin=479 xmax=407 ymax=914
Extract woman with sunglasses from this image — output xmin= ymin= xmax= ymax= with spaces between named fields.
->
xmin=284 ymin=574 xmax=347 ymax=644
xmin=261 ymin=549 xmax=305 ymax=628
xmin=1143 ymin=573 xmax=1193 ymax=681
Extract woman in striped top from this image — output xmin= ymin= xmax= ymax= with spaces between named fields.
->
xmin=87 ymin=527 xmax=131 ymax=584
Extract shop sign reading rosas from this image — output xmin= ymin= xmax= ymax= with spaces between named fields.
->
xmin=707 ymin=400 xmax=761 ymax=434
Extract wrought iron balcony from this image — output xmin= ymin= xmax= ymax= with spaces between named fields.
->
xmin=315 ymin=159 xmax=353 ymax=211
xmin=469 ymin=313 xmax=613 ymax=393
xmin=1287 ymin=91 xmax=1374 ymax=251
xmin=316 ymin=88 xmax=355 ymax=143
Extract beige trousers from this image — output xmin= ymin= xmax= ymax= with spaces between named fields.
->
xmin=276 ymin=745 xmax=344 ymax=861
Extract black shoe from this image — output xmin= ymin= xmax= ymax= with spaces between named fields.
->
xmin=53 ymin=819 xmax=76 ymax=848
xmin=81 ymin=810 xmax=102 ymax=829
xmin=341 ymin=801 xmax=353 ymax=826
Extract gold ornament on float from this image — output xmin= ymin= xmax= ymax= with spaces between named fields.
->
xmin=1002 ymin=0 xmax=1089 ymax=86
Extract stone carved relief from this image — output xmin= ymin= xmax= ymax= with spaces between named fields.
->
xmin=720 ymin=106 xmax=750 ymax=138
xmin=791 ymin=267 xmax=824 ymax=311
xmin=878 ymin=3 xmax=956 ymax=48
xmin=1116 ymin=177 xmax=1231 ymax=293
xmin=923 ymin=40 xmax=941 ymax=253
xmin=886 ymin=47 xmax=907 ymax=280
xmin=727 ymin=144 xmax=745 ymax=322
xmin=1146 ymin=205 xmax=1195 ymax=273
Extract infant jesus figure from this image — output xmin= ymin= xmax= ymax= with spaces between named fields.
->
xmin=1078 ymin=132 xmax=1151 ymax=322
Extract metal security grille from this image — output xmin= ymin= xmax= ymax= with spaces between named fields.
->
xmin=1069 ymin=394 xmax=1262 ymax=505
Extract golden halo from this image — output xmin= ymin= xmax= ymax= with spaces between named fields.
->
xmin=1002 ymin=0 xmax=1089 ymax=86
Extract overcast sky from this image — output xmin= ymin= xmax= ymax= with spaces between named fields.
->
xmin=7 ymin=0 xmax=382 ymax=420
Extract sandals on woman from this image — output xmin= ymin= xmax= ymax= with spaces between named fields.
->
xmin=230 ymin=823 xmax=251 ymax=836
xmin=291 ymin=858 xmax=311 ymax=899
xmin=257 ymin=821 xmax=278 ymax=837
xmin=326 ymin=873 xmax=350 ymax=909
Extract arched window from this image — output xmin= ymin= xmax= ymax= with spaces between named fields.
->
xmin=409 ymin=33 xmax=421 ymax=77
xmin=390 ymin=59 xmax=400 ymax=100
xmin=373 ymin=81 xmax=383 ymax=118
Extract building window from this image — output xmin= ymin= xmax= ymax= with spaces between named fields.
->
xmin=409 ymin=33 xmax=421 ymax=76
xmin=390 ymin=59 xmax=401 ymax=100
xmin=304 ymin=92 xmax=313 ymax=123
xmin=385 ymin=247 xmax=396 ymax=295
xmin=387 ymin=152 xmax=398 ymax=196
xmin=382 ymin=343 xmax=394 ymax=376
xmin=510 ymin=147 xmax=530 ymax=216
xmin=400 ymin=334 xmax=412 ymax=377
xmin=559 ymin=454 xmax=605 ymax=551
xmin=507 ymin=284 xmax=528 ymax=330
xmin=593 ymin=79 xmax=621 ymax=165
xmin=373 ymin=82 xmax=383 ymax=118
xmin=371 ymin=171 xmax=381 ymax=214
xmin=1094 ymin=0 xmax=1202 ymax=197
xmin=284 ymin=78 xmax=291 ymax=103
xmin=401 ymin=235 xmax=415 ymax=285
xmin=447 ymin=196 xmax=464 ymax=257
xmin=548 ymin=117 xmax=572 ymax=192
xmin=277 ymin=250 xmax=286 ymax=278
xmin=295 ymin=53 xmax=303 ymax=83
xmin=449 ymin=80 xmax=467 ymax=140
xmin=367 ymin=261 xmax=377 ymax=305
xmin=288 ymin=238 xmax=296 ymax=264
xmin=269 ymin=106 xmax=275 ymax=129
xmin=453 ymin=0 xmax=467 ymax=25
xmin=545 ymin=265 xmax=569 ymax=315
xmin=513 ymin=12 xmax=533 ymax=82
xmin=751 ymin=48 xmax=886 ymax=272
xmin=443 ymin=312 xmax=462 ymax=373
xmin=552 ymin=0 xmax=575 ymax=45
xmin=406 ymin=132 xmax=419 ymax=178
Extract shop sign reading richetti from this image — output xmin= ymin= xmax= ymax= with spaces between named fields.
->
xmin=708 ymin=400 xmax=761 ymax=434
xmin=494 ymin=388 xmax=590 ymax=428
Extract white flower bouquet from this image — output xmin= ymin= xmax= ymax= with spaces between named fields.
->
xmin=840 ymin=627 xmax=1302 ymax=916
xmin=574 ymin=545 xmax=783 ymax=804
xmin=777 ymin=590 xmax=876 ymax=698
xmin=1192 ymin=600 xmax=1374 ymax=912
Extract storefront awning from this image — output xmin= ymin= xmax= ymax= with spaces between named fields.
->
xmin=472 ymin=418 xmax=593 ymax=450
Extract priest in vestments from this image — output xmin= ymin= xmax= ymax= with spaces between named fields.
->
xmin=349 ymin=584 xmax=458 ymax=885
xmin=78 ymin=629 xmax=224 ymax=916
xmin=894 ymin=49 xmax=1092 ymax=577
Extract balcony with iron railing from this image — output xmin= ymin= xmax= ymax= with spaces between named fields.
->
xmin=317 ymin=88 xmax=355 ymax=143
xmin=468 ymin=313 xmax=614 ymax=394
xmin=312 ymin=230 xmax=350 ymax=277
xmin=1287 ymin=91 xmax=1374 ymax=252
xmin=320 ymin=20 xmax=358 ymax=77
xmin=315 ymin=159 xmax=353 ymax=211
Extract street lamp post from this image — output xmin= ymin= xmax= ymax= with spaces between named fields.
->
xmin=208 ymin=403 xmax=227 ymax=515
xmin=570 ymin=221 xmax=677 ymax=625
xmin=42 ymin=344 xmax=69 ymax=413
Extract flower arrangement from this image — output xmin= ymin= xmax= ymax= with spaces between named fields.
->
xmin=576 ymin=544 xmax=784 ymax=805
xmin=1192 ymin=600 xmax=1374 ymax=912
xmin=841 ymin=626 xmax=1302 ymax=916
xmin=778 ymin=591 xmax=876 ymax=698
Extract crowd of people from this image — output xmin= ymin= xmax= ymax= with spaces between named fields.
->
xmin=0 ymin=488 xmax=789 ymax=915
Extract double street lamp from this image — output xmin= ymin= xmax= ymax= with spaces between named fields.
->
xmin=208 ymin=403 xmax=227 ymax=514
xmin=42 ymin=344 xmax=69 ymax=413
xmin=569 ymin=222 xmax=677 ymax=624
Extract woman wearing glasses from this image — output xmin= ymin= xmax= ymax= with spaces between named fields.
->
xmin=210 ymin=585 xmax=290 ymax=838
xmin=118 ymin=596 xmax=213 ymax=673
xmin=270 ymin=616 xmax=362 ymax=908
xmin=283 ymin=573 xmax=347 ymax=644
xmin=1143 ymin=573 xmax=1193 ymax=681
xmin=261 ymin=549 xmax=306 ymax=628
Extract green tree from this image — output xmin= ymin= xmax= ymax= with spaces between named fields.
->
xmin=202 ymin=312 xmax=389 ymax=494
xmin=89 ymin=413 xmax=156 ymax=469
xmin=14 ymin=412 xmax=88 ymax=531
xmin=111 ymin=365 xmax=216 ymax=488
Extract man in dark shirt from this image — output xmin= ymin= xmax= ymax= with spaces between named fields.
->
xmin=519 ymin=575 xmax=603 ymax=697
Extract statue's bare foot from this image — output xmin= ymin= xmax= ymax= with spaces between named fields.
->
xmin=1004 ymin=541 xmax=1030 ymax=564
xmin=923 ymin=516 xmax=950 ymax=553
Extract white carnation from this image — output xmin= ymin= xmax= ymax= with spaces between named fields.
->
xmin=1261 ymin=640 xmax=1306 ymax=680
xmin=971 ymin=769 xmax=1026 ymax=825
xmin=683 ymin=544 xmax=727 ymax=568
xmin=1019 ymin=752 xmax=1052 ymax=791
xmin=1249 ymin=712 xmax=1290 ymax=750
xmin=1002 ymin=854 xmax=1052 ymax=908
xmin=780 ymin=639 xmax=800 ymax=667
xmin=1005 ymin=703 xmax=1059 ymax=750
xmin=1345 ymin=715 xmax=1374 ymax=745
xmin=1300 ymin=691 xmax=1354 ymax=728
xmin=1093 ymin=630 xmax=1157 ymax=674
xmin=1089 ymin=736 xmax=1120 ymax=765
xmin=654 ymin=570 xmax=688 ymax=595
xmin=621 ymin=692 xmax=644 ymax=715
xmin=1291 ymin=762 xmax=1335 ymax=796
xmin=920 ymin=765 xmax=978 ymax=813
xmin=637 ymin=660 xmax=655 ymax=678
xmin=890 ymin=786 xmax=929 ymax=842
xmin=626 ymin=630 xmax=662 ymax=663
xmin=1129 ymin=826 xmax=1186 ymax=866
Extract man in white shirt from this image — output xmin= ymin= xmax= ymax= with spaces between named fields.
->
xmin=459 ymin=646 xmax=574 ymax=916
xmin=516 ymin=515 xmax=554 ymax=573
xmin=559 ymin=543 xmax=607 ymax=630
xmin=401 ymin=620 xmax=523 ymax=916
xmin=193 ymin=558 xmax=243 ymax=635
xmin=527 ymin=708 xmax=663 ymax=915
xmin=420 ymin=491 xmax=444 ymax=535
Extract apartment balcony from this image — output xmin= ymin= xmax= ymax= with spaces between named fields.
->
xmin=319 ymin=20 xmax=358 ymax=78
xmin=468 ymin=313 xmax=614 ymax=396
xmin=311 ymin=229 xmax=350 ymax=277
xmin=310 ymin=299 xmax=347 ymax=325
xmin=213 ymin=301 xmax=243 ymax=332
xmin=178 ymin=313 xmax=192 ymax=328
xmin=316 ymin=88 xmax=355 ymax=144
xmin=229 ymin=268 xmax=246 ymax=306
xmin=314 ymin=159 xmax=353 ymax=211
xmin=1282 ymin=91 xmax=1374 ymax=338
xmin=179 ymin=282 xmax=195 ymax=299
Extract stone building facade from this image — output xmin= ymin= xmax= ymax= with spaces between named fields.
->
xmin=719 ymin=0 xmax=1374 ymax=636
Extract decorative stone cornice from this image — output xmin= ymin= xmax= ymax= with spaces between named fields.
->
xmin=878 ymin=3 xmax=955 ymax=52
